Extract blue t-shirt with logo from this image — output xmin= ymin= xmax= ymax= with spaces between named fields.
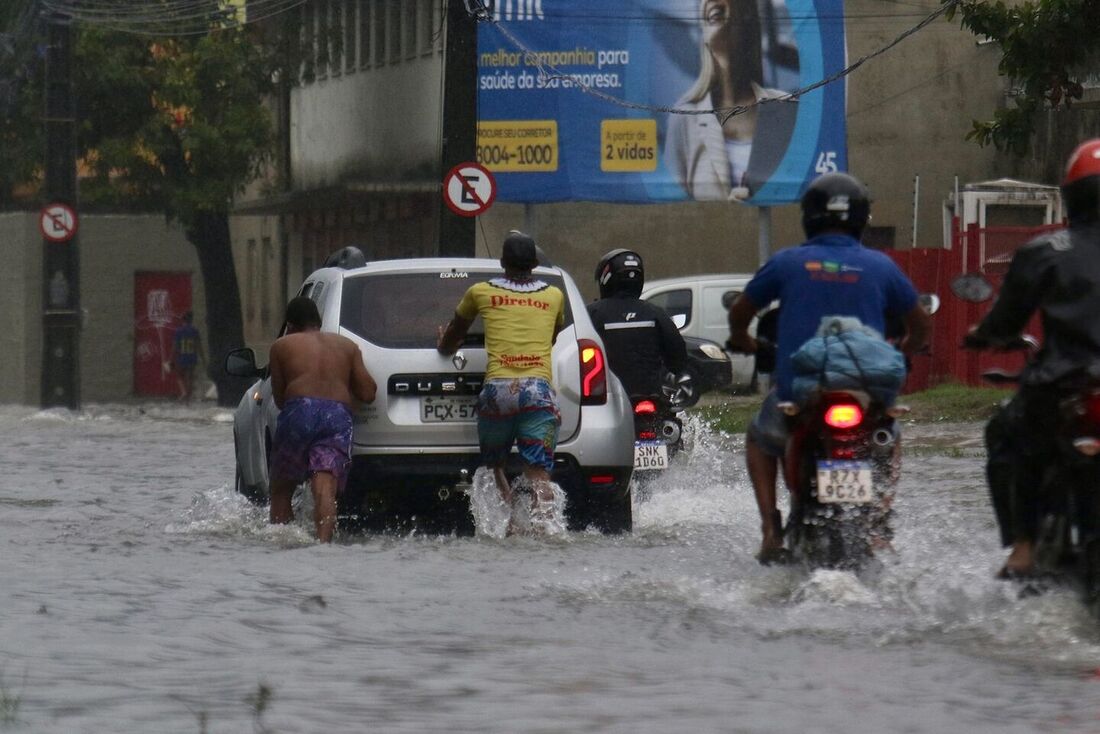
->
xmin=743 ymin=234 xmax=918 ymax=400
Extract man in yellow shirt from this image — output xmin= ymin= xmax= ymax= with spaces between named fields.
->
xmin=437 ymin=232 xmax=565 ymax=532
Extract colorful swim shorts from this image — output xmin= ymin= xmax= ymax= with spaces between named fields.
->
xmin=270 ymin=397 xmax=354 ymax=491
xmin=477 ymin=377 xmax=560 ymax=472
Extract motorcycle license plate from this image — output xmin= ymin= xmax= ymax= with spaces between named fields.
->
xmin=420 ymin=396 xmax=478 ymax=423
xmin=815 ymin=460 xmax=874 ymax=504
xmin=634 ymin=441 xmax=668 ymax=471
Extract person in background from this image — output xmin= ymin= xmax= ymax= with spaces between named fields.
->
xmin=172 ymin=311 xmax=205 ymax=403
xmin=437 ymin=231 xmax=565 ymax=535
xmin=268 ymin=297 xmax=377 ymax=542
xmin=727 ymin=172 xmax=930 ymax=562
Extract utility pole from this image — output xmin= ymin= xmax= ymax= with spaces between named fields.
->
xmin=41 ymin=10 xmax=80 ymax=409
xmin=438 ymin=0 xmax=478 ymax=257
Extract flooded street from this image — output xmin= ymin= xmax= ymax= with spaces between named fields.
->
xmin=0 ymin=404 xmax=1098 ymax=733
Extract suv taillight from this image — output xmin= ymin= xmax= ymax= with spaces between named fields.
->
xmin=578 ymin=339 xmax=606 ymax=405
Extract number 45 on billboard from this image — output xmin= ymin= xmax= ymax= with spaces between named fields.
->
xmin=815 ymin=151 xmax=839 ymax=174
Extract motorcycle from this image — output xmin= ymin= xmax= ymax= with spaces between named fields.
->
xmin=778 ymin=388 xmax=906 ymax=570
xmin=629 ymin=372 xmax=690 ymax=483
xmin=954 ymin=272 xmax=1100 ymax=611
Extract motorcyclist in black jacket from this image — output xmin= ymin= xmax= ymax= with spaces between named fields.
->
xmin=967 ymin=138 xmax=1100 ymax=578
xmin=587 ymin=249 xmax=689 ymax=399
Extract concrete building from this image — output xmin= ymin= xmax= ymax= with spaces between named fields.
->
xmin=0 ymin=212 xmax=207 ymax=403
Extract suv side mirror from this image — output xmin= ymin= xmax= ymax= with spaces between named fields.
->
xmin=950 ymin=273 xmax=995 ymax=303
xmin=225 ymin=347 xmax=262 ymax=378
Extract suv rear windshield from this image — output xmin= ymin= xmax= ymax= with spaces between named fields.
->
xmin=340 ymin=271 xmax=575 ymax=349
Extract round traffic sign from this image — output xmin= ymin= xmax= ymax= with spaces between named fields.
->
xmin=443 ymin=162 xmax=497 ymax=217
xmin=40 ymin=203 xmax=78 ymax=243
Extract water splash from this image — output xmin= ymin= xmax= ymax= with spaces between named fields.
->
xmin=792 ymin=569 xmax=878 ymax=605
xmin=466 ymin=467 xmax=567 ymax=539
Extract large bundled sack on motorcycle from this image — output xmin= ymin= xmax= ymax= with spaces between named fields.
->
xmin=790 ymin=316 xmax=907 ymax=406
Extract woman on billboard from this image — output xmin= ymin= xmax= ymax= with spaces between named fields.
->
xmin=664 ymin=0 xmax=797 ymax=202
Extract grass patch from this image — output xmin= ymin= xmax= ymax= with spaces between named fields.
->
xmin=692 ymin=381 xmax=1009 ymax=434
xmin=693 ymin=398 xmax=758 ymax=435
xmin=899 ymin=382 xmax=1009 ymax=424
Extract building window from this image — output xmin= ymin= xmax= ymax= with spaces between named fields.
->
xmin=420 ymin=0 xmax=435 ymax=55
xmin=246 ymin=239 xmax=257 ymax=322
xmin=358 ymin=0 xmax=371 ymax=69
xmin=300 ymin=3 xmax=315 ymax=81
xmin=330 ymin=0 xmax=343 ymax=77
xmin=261 ymin=237 xmax=273 ymax=328
xmin=374 ymin=0 xmax=387 ymax=65
xmin=316 ymin=0 xmax=329 ymax=79
xmin=389 ymin=0 xmax=402 ymax=63
xmin=404 ymin=0 xmax=417 ymax=59
xmin=344 ymin=0 xmax=357 ymax=72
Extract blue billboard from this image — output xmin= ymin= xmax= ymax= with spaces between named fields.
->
xmin=476 ymin=0 xmax=848 ymax=206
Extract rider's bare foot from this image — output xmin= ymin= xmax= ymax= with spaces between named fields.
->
xmin=756 ymin=511 xmax=790 ymax=564
xmin=997 ymin=540 xmax=1035 ymax=578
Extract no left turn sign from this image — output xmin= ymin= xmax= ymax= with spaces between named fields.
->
xmin=40 ymin=203 xmax=78 ymax=243
xmin=443 ymin=162 xmax=496 ymax=217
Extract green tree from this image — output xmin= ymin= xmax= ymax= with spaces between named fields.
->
xmin=950 ymin=0 xmax=1100 ymax=154
xmin=2 ymin=18 xmax=286 ymax=404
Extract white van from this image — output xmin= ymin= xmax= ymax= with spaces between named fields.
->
xmin=640 ymin=273 xmax=758 ymax=390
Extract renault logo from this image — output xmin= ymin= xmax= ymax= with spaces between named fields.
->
xmin=452 ymin=352 xmax=467 ymax=370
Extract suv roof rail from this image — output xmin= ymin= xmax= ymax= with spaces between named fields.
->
xmin=324 ymin=246 xmax=367 ymax=269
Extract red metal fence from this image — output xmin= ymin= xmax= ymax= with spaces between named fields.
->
xmin=887 ymin=221 xmax=1063 ymax=392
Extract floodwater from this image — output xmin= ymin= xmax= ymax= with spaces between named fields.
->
xmin=0 ymin=404 xmax=1098 ymax=733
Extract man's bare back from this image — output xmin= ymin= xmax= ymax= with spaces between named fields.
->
xmin=270 ymin=331 xmax=377 ymax=409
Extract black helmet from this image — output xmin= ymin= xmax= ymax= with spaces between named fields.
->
xmin=595 ymin=249 xmax=644 ymax=298
xmin=800 ymin=172 xmax=871 ymax=239
xmin=323 ymin=246 xmax=367 ymax=269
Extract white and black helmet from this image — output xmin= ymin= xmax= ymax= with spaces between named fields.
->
xmin=800 ymin=172 xmax=871 ymax=239
xmin=595 ymin=249 xmax=644 ymax=298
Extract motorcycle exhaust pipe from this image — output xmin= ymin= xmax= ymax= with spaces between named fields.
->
xmin=661 ymin=420 xmax=681 ymax=444
xmin=872 ymin=428 xmax=895 ymax=448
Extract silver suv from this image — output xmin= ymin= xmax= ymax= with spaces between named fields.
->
xmin=226 ymin=256 xmax=636 ymax=533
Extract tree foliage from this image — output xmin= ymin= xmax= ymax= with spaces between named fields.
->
xmin=74 ymin=28 xmax=276 ymax=218
xmin=0 ymin=14 xmax=297 ymax=403
xmin=950 ymin=0 xmax=1100 ymax=154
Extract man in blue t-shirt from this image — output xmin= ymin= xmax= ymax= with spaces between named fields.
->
xmin=172 ymin=311 xmax=205 ymax=403
xmin=727 ymin=173 xmax=930 ymax=563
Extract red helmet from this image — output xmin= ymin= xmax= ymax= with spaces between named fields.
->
xmin=1062 ymin=139 xmax=1100 ymax=224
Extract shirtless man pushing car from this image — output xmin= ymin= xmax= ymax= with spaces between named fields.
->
xmin=268 ymin=296 xmax=377 ymax=542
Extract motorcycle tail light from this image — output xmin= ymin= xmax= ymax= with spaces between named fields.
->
xmin=638 ymin=430 xmax=657 ymax=440
xmin=824 ymin=403 xmax=863 ymax=429
xmin=1073 ymin=437 xmax=1100 ymax=456
xmin=634 ymin=400 xmax=657 ymax=415
xmin=578 ymin=339 xmax=607 ymax=405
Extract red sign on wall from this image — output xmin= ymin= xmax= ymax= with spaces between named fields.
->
xmin=133 ymin=272 xmax=193 ymax=397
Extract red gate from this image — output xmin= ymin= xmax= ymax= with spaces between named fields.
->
xmin=887 ymin=221 xmax=1063 ymax=392
xmin=134 ymin=272 xmax=193 ymax=397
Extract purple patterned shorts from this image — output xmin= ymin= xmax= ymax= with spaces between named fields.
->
xmin=270 ymin=397 xmax=353 ymax=492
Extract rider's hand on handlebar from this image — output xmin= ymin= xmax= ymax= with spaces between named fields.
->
xmin=725 ymin=335 xmax=757 ymax=355
xmin=962 ymin=327 xmax=990 ymax=350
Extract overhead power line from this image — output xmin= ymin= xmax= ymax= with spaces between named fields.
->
xmin=38 ymin=0 xmax=309 ymax=36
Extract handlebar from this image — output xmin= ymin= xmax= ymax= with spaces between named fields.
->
xmin=962 ymin=333 xmax=1039 ymax=353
